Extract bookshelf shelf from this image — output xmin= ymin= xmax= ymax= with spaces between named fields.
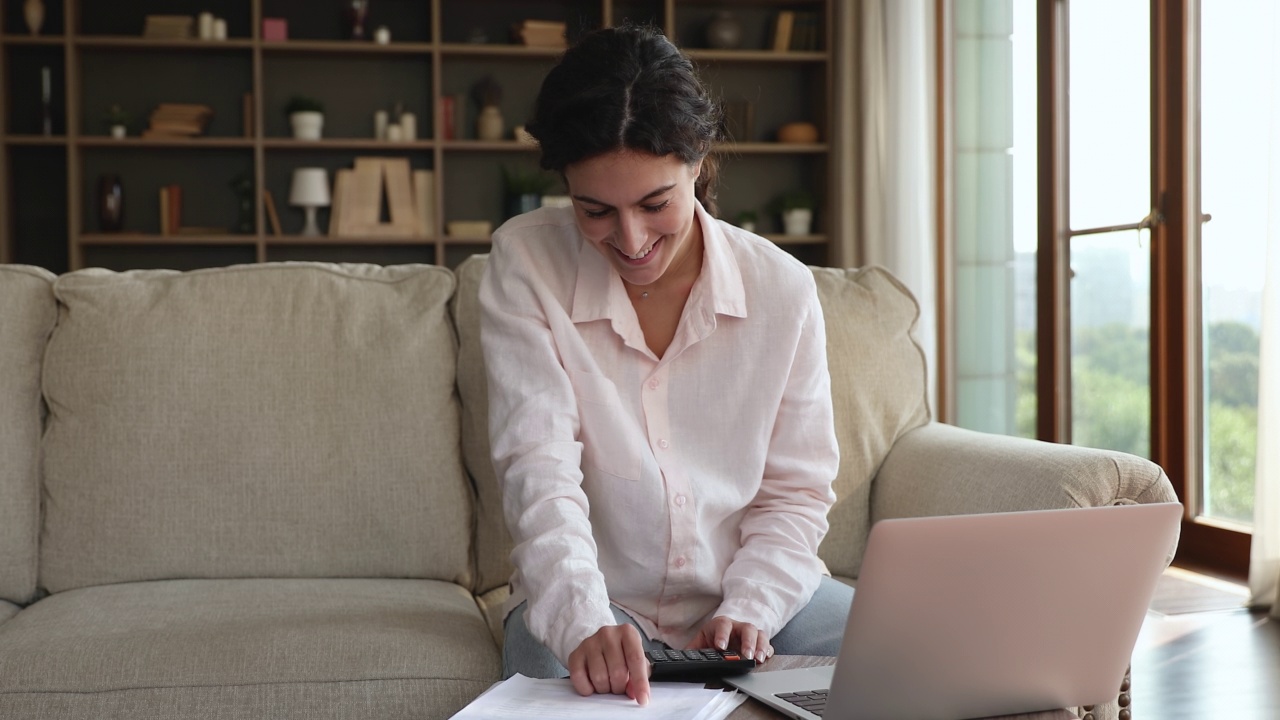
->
xmin=261 ymin=40 xmax=434 ymax=55
xmin=80 ymin=233 xmax=255 ymax=246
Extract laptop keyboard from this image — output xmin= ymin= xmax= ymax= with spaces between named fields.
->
xmin=777 ymin=689 xmax=828 ymax=716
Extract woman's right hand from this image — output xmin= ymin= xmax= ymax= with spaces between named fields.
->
xmin=566 ymin=624 xmax=651 ymax=706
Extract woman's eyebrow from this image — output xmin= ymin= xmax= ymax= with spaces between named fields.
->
xmin=572 ymin=184 xmax=677 ymax=208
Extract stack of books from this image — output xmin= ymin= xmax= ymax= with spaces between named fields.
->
xmin=144 ymin=104 xmax=214 ymax=138
xmin=511 ymin=20 xmax=566 ymax=48
xmin=143 ymin=15 xmax=195 ymax=39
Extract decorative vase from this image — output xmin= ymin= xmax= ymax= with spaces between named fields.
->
xmin=290 ymin=111 xmax=324 ymax=140
xmin=98 ymin=174 xmax=124 ymax=233
xmin=110 ymin=124 xmax=126 ymax=139
xmin=782 ymin=208 xmax=813 ymax=236
xmin=24 ymin=0 xmax=45 ymax=36
xmin=477 ymin=105 xmax=504 ymax=141
xmin=344 ymin=0 xmax=369 ymax=40
xmin=706 ymin=11 xmax=742 ymax=50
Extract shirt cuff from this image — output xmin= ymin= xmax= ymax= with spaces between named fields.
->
xmin=544 ymin=599 xmax=618 ymax=666
xmin=711 ymin=597 xmax=784 ymax=640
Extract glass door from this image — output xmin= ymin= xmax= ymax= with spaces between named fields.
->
xmin=1195 ymin=0 xmax=1273 ymax=528
xmin=1064 ymin=0 xmax=1154 ymax=457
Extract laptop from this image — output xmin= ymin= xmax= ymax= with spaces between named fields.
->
xmin=725 ymin=502 xmax=1182 ymax=720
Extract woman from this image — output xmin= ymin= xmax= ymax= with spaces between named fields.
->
xmin=478 ymin=24 xmax=851 ymax=707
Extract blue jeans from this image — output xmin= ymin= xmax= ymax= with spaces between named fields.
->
xmin=502 ymin=576 xmax=855 ymax=679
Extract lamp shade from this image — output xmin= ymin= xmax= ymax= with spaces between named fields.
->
xmin=289 ymin=167 xmax=331 ymax=207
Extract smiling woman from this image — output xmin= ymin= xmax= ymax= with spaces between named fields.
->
xmin=477 ymin=23 xmax=853 ymax=710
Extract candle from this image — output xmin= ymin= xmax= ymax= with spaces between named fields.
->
xmin=198 ymin=12 xmax=214 ymax=40
xmin=42 ymin=66 xmax=51 ymax=101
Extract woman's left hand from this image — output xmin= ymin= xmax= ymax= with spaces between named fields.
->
xmin=686 ymin=616 xmax=773 ymax=663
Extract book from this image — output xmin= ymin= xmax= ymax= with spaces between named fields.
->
xmin=160 ymin=184 xmax=182 ymax=236
xmin=512 ymin=19 xmax=567 ymax=48
xmin=263 ymin=190 xmax=282 ymax=236
xmin=159 ymin=187 xmax=169 ymax=236
xmin=413 ymin=170 xmax=435 ymax=237
xmin=772 ymin=11 xmax=795 ymax=52
xmin=440 ymin=95 xmax=457 ymax=141
xmin=143 ymin=15 xmax=194 ymax=39
xmin=147 ymin=103 xmax=214 ymax=137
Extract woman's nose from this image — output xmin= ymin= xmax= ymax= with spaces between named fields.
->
xmin=616 ymin=212 xmax=647 ymax=255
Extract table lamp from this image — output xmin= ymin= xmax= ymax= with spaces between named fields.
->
xmin=289 ymin=167 xmax=330 ymax=236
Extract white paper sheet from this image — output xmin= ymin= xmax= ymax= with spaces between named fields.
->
xmin=450 ymin=674 xmax=748 ymax=720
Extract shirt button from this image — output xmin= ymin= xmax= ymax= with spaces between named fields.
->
xmin=658 ymin=439 xmax=669 ymax=449
xmin=675 ymin=556 xmax=686 ymax=568
xmin=674 ymin=494 xmax=687 ymax=507
xmin=649 ymin=378 xmax=660 ymax=389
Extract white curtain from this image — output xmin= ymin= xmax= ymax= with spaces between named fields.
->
xmin=1249 ymin=4 xmax=1280 ymax=617
xmin=860 ymin=0 xmax=939 ymax=413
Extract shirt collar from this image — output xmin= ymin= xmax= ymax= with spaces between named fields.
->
xmin=570 ymin=202 xmax=747 ymax=325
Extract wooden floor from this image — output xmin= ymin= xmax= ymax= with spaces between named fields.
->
xmin=1130 ymin=574 xmax=1279 ymax=720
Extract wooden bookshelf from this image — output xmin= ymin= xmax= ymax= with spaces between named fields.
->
xmin=1 ymin=0 xmax=839 ymax=272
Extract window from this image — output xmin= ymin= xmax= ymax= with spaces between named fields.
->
xmin=945 ymin=0 xmax=1261 ymax=576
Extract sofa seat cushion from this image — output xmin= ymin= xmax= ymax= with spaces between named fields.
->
xmin=0 ymin=579 xmax=499 ymax=720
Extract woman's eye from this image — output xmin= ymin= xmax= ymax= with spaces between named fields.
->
xmin=583 ymin=208 xmax=611 ymax=219
xmin=643 ymin=200 xmax=671 ymax=214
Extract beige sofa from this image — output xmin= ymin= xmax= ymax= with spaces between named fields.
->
xmin=0 ymin=258 xmax=1176 ymax=719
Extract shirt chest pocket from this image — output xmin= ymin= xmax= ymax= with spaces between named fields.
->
xmin=568 ymin=369 xmax=644 ymax=481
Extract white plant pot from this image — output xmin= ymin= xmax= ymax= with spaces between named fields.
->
xmin=110 ymin=125 xmax=127 ymax=139
xmin=782 ymin=208 xmax=813 ymax=236
xmin=290 ymin=111 xmax=324 ymax=140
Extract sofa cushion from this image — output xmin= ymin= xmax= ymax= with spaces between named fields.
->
xmin=0 ymin=601 xmax=18 ymax=625
xmin=453 ymin=255 xmax=511 ymax=597
xmin=40 ymin=263 xmax=473 ymax=592
xmin=811 ymin=266 xmax=930 ymax=579
xmin=0 ymin=578 xmax=499 ymax=720
xmin=0 ymin=265 xmax=56 ymax=605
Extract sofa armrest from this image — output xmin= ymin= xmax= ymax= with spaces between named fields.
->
xmin=872 ymin=422 xmax=1179 ymax=554
xmin=873 ymin=422 xmax=1171 ymax=720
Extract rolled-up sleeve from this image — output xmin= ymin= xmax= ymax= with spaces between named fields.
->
xmin=715 ymin=285 xmax=839 ymax=637
xmin=479 ymin=234 xmax=616 ymax=665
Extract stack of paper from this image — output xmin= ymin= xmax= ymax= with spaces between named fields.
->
xmin=451 ymin=673 xmax=747 ymax=720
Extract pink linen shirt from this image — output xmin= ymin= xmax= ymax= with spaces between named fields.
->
xmin=479 ymin=203 xmax=839 ymax=665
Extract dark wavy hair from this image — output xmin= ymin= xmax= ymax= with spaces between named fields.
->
xmin=527 ymin=24 xmax=722 ymax=215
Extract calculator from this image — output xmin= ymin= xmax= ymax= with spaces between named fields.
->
xmin=647 ymin=648 xmax=757 ymax=681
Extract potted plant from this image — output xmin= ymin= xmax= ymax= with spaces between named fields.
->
xmin=103 ymin=104 xmax=131 ymax=139
xmin=735 ymin=210 xmax=758 ymax=233
xmin=771 ymin=190 xmax=816 ymax=235
xmin=501 ymin=165 xmax=555 ymax=219
xmin=285 ymin=95 xmax=325 ymax=140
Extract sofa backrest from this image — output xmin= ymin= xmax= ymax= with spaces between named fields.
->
xmin=38 ymin=263 xmax=474 ymax=593
xmin=454 ymin=256 xmax=930 ymax=591
xmin=0 ymin=265 xmax=57 ymax=605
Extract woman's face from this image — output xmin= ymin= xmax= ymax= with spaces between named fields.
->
xmin=563 ymin=149 xmax=703 ymax=288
